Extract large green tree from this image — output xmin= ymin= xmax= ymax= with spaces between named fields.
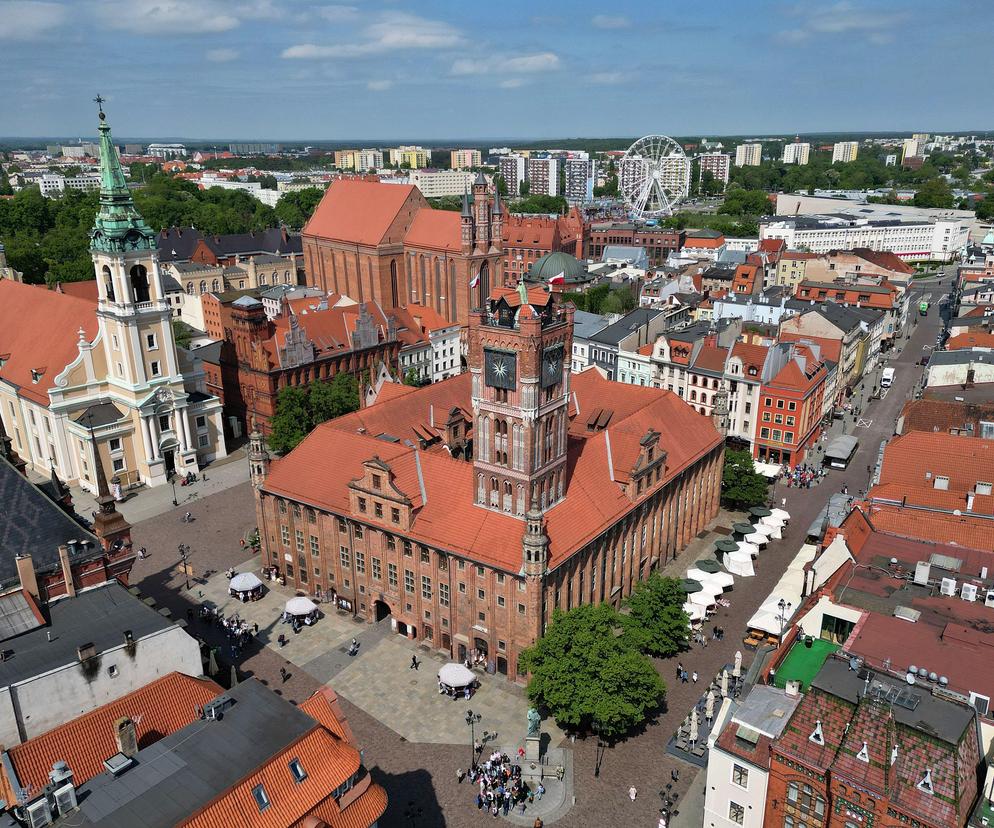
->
xmin=621 ymin=573 xmax=690 ymax=657
xmin=274 ymin=187 xmax=324 ymax=229
xmin=268 ymin=386 xmax=311 ymax=454
xmin=309 ymin=373 xmax=359 ymax=424
xmin=520 ymin=603 xmax=666 ymax=739
xmin=721 ymin=448 xmax=769 ymax=510
xmin=913 ymin=177 xmax=954 ymax=209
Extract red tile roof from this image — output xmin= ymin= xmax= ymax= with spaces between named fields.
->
xmin=1 ymin=673 xmax=221 ymax=805
xmin=54 ymin=280 xmax=100 ymax=302
xmin=758 ymin=238 xmax=785 ymax=254
xmin=878 ymin=432 xmax=994 ymax=496
xmin=303 ymin=179 xmax=419 ymax=246
xmin=404 ymin=208 xmax=462 ymax=253
xmin=0 ymin=280 xmax=99 ymax=404
xmin=264 ymin=368 xmax=721 ymax=572
xmin=861 ymin=503 xmax=994 ymax=551
xmin=898 ymin=398 xmax=994 ymax=437
xmin=851 ymin=247 xmax=916 ymax=275
xmin=692 ymin=344 xmax=728 ymax=373
xmin=730 ymin=341 xmax=769 ymax=375
xmin=946 ymin=331 xmax=994 ymax=350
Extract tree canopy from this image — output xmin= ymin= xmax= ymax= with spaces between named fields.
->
xmin=520 ymin=603 xmax=666 ymax=740
xmin=721 ymin=448 xmax=769 ymax=510
xmin=509 ymin=193 xmax=567 ymax=215
xmin=621 ymin=573 xmax=690 ymax=657
xmin=268 ymin=373 xmax=360 ymax=454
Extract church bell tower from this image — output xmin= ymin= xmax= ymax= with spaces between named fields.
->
xmin=468 ymin=282 xmax=573 ymax=518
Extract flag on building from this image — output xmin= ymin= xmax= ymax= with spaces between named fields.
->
xmin=548 ymin=271 xmax=566 ymax=286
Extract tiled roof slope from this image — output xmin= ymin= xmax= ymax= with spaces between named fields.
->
xmin=303 ymin=179 xmax=418 ymax=246
xmin=1 ymin=673 xmax=222 ymax=804
xmin=263 ymin=368 xmax=721 ymax=571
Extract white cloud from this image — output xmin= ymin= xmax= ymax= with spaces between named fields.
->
xmin=592 ymin=14 xmax=630 ymax=29
xmin=93 ymin=0 xmax=240 ymax=33
xmin=776 ymin=1 xmax=906 ymax=43
xmin=450 ymin=51 xmax=560 ymax=76
xmin=367 ymin=79 xmax=392 ymax=91
xmin=317 ymin=4 xmax=358 ymax=22
xmin=206 ymin=47 xmax=238 ymax=62
xmin=587 ymin=71 xmax=629 ymax=85
xmin=283 ymin=12 xmax=463 ymax=58
xmin=499 ymin=78 xmax=526 ymax=89
xmin=1 ymin=1 xmax=68 ymax=40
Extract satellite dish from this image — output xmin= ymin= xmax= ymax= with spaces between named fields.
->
xmin=848 ymin=656 xmax=861 ymax=671
xmin=906 ymin=673 xmax=916 ymax=685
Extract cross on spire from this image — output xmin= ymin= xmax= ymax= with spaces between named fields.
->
xmin=93 ymin=94 xmax=106 ymax=119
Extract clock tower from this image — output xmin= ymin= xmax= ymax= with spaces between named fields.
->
xmin=468 ymin=282 xmax=573 ymax=518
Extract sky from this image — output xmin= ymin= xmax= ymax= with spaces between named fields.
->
xmin=1 ymin=0 xmax=992 ymax=141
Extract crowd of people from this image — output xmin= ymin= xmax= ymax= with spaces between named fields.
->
xmin=197 ymin=606 xmax=256 ymax=658
xmin=780 ymin=462 xmax=825 ymax=489
xmin=461 ymin=750 xmax=548 ymax=821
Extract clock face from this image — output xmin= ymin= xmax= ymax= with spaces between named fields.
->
xmin=541 ymin=345 xmax=564 ymax=388
xmin=484 ymin=349 xmax=516 ymax=390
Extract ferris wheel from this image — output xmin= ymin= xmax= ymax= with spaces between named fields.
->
xmin=619 ymin=134 xmax=690 ymax=220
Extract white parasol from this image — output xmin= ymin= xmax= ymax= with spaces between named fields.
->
xmin=770 ymin=508 xmax=790 ymax=522
xmin=744 ymin=532 xmax=768 ymax=547
xmin=438 ymin=662 xmax=475 ymax=687
xmin=705 ymin=690 xmax=715 ymax=720
xmin=761 ymin=514 xmax=786 ymax=528
xmin=726 ymin=551 xmax=755 ymax=577
xmin=689 ymin=708 xmax=699 ymax=743
xmin=689 ymin=590 xmax=716 ymax=607
xmin=733 ymin=650 xmax=742 ymax=678
xmin=285 ymin=596 xmax=318 ymax=616
xmin=682 ymin=601 xmax=706 ymax=622
xmin=702 ymin=571 xmax=734 ymax=590
xmin=720 ymin=669 xmax=729 ymax=697
xmin=737 ymin=541 xmax=761 ymax=557
xmin=685 ymin=567 xmax=712 ymax=582
xmin=229 ymin=572 xmax=263 ymax=592
xmin=753 ymin=522 xmax=776 ymax=537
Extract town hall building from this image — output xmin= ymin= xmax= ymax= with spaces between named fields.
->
xmin=252 ymin=285 xmax=724 ymax=680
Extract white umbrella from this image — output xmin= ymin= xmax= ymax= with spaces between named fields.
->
xmin=682 ymin=601 xmax=705 ymax=622
xmin=689 ymin=708 xmax=699 ymax=743
xmin=771 ymin=508 xmax=790 ymax=522
xmin=285 ymin=596 xmax=318 ymax=616
xmin=759 ymin=596 xmax=793 ymax=615
xmin=438 ymin=662 xmax=475 ymax=687
xmin=737 ymin=541 xmax=760 ymax=558
xmin=229 ymin=572 xmax=263 ymax=592
xmin=753 ymin=523 xmax=776 ymax=537
xmin=744 ymin=532 xmax=767 ymax=547
xmin=685 ymin=567 xmax=712 ymax=582
xmin=726 ymin=552 xmax=755 ymax=577
xmin=702 ymin=571 xmax=734 ymax=590
xmin=705 ymin=690 xmax=715 ymax=720
xmin=696 ymin=579 xmax=724 ymax=597
xmin=761 ymin=514 xmax=786 ymax=528
xmin=747 ymin=610 xmax=784 ymax=635
xmin=720 ymin=669 xmax=729 ymax=697
xmin=733 ymin=650 xmax=742 ymax=678
xmin=690 ymin=590 xmax=716 ymax=607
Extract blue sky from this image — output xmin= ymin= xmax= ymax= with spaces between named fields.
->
xmin=1 ymin=0 xmax=991 ymax=140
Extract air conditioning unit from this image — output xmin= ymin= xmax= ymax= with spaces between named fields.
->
xmin=914 ymin=562 xmax=931 ymax=586
xmin=985 ymin=590 xmax=994 ymax=608
xmin=53 ymin=784 xmax=77 ymax=815
xmin=25 ymin=799 xmax=52 ymax=828
xmin=940 ymin=577 xmax=957 ymax=596
xmin=961 ymin=583 xmax=978 ymax=602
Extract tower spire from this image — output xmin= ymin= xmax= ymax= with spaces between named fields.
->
xmin=89 ymin=100 xmax=156 ymax=255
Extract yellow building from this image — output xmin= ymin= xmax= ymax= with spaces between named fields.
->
xmin=334 ymin=149 xmax=358 ymax=170
xmin=388 ymin=145 xmax=430 ymax=168
xmin=450 ymin=149 xmax=482 ymax=169
xmin=0 ymin=107 xmax=226 ymax=493
xmin=776 ymin=252 xmax=819 ymax=289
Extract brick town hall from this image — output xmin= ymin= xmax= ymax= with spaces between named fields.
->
xmin=253 ymin=285 xmax=724 ymax=679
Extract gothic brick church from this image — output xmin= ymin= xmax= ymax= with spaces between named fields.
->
xmin=252 ymin=286 xmax=724 ymax=679
xmin=301 ymin=175 xmax=503 ymax=325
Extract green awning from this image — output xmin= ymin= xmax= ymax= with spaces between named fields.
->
xmin=732 ymin=522 xmax=755 ymax=535
xmin=715 ymin=539 xmax=739 ymax=553
xmin=681 ymin=578 xmax=703 ymax=593
xmin=696 ymin=559 xmax=722 ymax=573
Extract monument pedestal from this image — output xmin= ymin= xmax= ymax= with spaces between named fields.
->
xmin=525 ymin=735 xmax=541 ymax=763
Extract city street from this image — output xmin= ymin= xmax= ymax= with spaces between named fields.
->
xmin=124 ymin=282 xmax=947 ymax=827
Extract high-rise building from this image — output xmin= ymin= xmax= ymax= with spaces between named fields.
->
xmin=782 ymin=141 xmax=811 ymax=165
xmin=564 ymin=158 xmax=595 ymax=203
xmin=499 ymin=154 xmax=526 ymax=197
xmin=388 ymin=146 xmax=431 ymax=168
xmin=228 ymin=143 xmax=281 ymax=154
xmin=697 ymin=153 xmax=730 ymax=184
xmin=735 ymin=143 xmax=762 ymax=166
xmin=357 ymin=148 xmax=384 ymax=170
xmin=146 ymin=143 xmax=187 ymax=159
xmin=901 ymin=134 xmax=929 ymax=162
xmin=831 ymin=141 xmax=859 ymax=163
xmin=526 ymin=157 xmax=558 ymax=197
xmin=334 ymin=149 xmax=358 ymax=170
xmin=450 ymin=149 xmax=482 ymax=169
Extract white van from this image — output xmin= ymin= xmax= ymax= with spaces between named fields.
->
xmin=880 ymin=367 xmax=895 ymax=388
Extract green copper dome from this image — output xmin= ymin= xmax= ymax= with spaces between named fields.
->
xmin=89 ymin=108 xmax=156 ymax=255
xmin=525 ymin=250 xmax=587 ymax=283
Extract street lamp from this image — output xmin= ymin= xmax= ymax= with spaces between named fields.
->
xmin=777 ymin=598 xmax=792 ymax=642
xmin=178 ymin=543 xmax=191 ymax=591
xmin=170 ymin=475 xmax=178 ymax=507
xmin=593 ymin=718 xmax=606 ymax=778
xmin=465 ymin=709 xmax=481 ymax=768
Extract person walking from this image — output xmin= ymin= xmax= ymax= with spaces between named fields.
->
xmin=457 ymin=768 xmax=464 ymax=784
xmin=536 ymin=783 xmax=545 ymax=800
xmin=279 ymin=667 xmax=288 ymax=683
xmin=629 ymin=785 xmax=637 ymax=801
xmin=692 ymin=671 xmax=699 ymax=683
xmin=410 ymin=654 xmax=419 ymax=670
xmin=676 ymin=662 xmax=683 ymax=680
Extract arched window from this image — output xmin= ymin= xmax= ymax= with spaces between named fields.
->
xmin=102 ymin=265 xmax=115 ymax=302
xmin=420 ymin=256 xmax=427 ymax=302
xmin=490 ymin=476 xmax=499 ymax=507
xmin=503 ymin=480 xmax=513 ymax=512
xmin=284 ymin=270 xmax=291 ymax=283
xmin=690 ymin=390 xmax=697 ymax=401
xmin=477 ymin=260 xmax=490 ymax=307
xmin=186 ymin=282 xmax=194 ymax=295
xmin=449 ymin=261 xmax=457 ymax=321
xmin=390 ymin=259 xmax=399 ymax=307
xmin=199 ymin=280 xmax=207 ymax=295
xmin=129 ymin=264 xmax=150 ymax=303
xmin=516 ymin=483 xmax=525 ymax=515
xmin=259 ymin=273 xmax=267 ymax=285
xmin=211 ymin=278 xmax=220 ymax=292
xmin=478 ymin=473 xmax=485 ymax=503
xmin=434 ymin=258 xmax=442 ymax=313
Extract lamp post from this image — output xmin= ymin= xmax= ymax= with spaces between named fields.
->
xmin=593 ymin=718 xmax=606 ymax=778
xmin=178 ymin=543 xmax=191 ymax=591
xmin=465 ymin=709 xmax=481 ymax=768
xmin=777 ymin=598 xmax=792 ymax=643
xmin=170 ymin=475 xmax=178 ymax=507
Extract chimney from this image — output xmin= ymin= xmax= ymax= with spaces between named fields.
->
xmin=16 ymin=554 xmax=39 ymax=600
xmin=58 ymin=544 xmax=76 ymax=598
xmin=114 ymin=717 xmax=138 ymax=758
xmin=77 ymin=642 xmax=96 ymax=662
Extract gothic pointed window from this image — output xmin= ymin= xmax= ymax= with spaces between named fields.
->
xmin=211 ymin=278 xmax=220 ymax=292
xmin=129 ymin=264 xmax=149 ymax=303
xmin=199 ymin=280 xmax=207 ymax=295
xmin=186 ymin=282 xmax=194 ymax=295
xmin=390 ymin=259 xmax=399 ymax=307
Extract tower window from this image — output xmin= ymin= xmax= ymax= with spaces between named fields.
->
xmin=145 ymin=333 xmax=157 ymax=350
xmin=150 ymin=361 xmax=161 ymax=376
xmin=129 ymin=265 xmax=150 ymax=303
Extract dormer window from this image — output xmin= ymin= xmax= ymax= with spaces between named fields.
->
xmin=372 ymin=474 xmax=382 ymax=490
xmin=856 ymin=742 xmax=869 ymax=763
xmin=30 ymin=368 xmax=43 ymax=384
xmin=809 ymin=720 xmax=824 ymax=745
xmin=917 ymin=769 xmax=934 ymax=795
